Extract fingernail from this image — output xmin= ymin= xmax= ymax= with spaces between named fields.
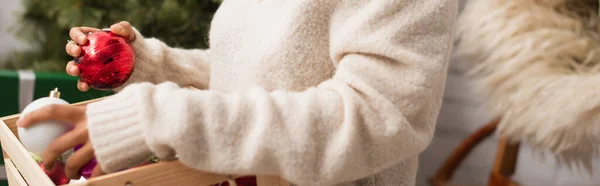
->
xmin=69 ymin=66 xmax=76 ymax=74
xmin=78 ymin=35 xmax=86 ymax=44
xmin=71 ymin=47 xmax=78 ymax=56
xmin=114 ymin=24 xmax=124 ymax=34
xmin=16 ymin=118 xmax=23 ymax=127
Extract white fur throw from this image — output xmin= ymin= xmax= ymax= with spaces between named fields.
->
xmin=455 ymin=0 xmax=600 ymax=171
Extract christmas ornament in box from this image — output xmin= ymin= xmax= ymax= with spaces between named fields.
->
xmin=18 ymin=88 xmax=99 ymax=184
xmin=18 ymin=88 xmax=71 ymax=157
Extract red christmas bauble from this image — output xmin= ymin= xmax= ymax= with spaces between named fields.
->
xmin=39 ymin=162 xmax=70 ymax=185
xmin=75 ymin=31 xmax=135 ymax=90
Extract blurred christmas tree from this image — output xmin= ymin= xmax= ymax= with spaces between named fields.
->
xmin=2 ymin=0 xmax=221 ymax=72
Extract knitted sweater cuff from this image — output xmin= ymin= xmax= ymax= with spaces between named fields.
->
xmin=86 ymin=89 xmax=153 ymax=173
xmin=112 ymin=28 xmax=160 ymax=92
xmin=128 ymin=28 xmax=158 ymax=80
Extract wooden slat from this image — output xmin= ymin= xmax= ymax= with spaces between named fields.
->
xmin=256 ymin=175 xmax=290 ymax=186
xmin=68 ymin=161 xmax=234 ymax=186
xmin=1 ymin=114 xmax=20 ymax=140
xmin=432 ymin=119 xmax=499 ymax=186
xmin=5 ymin=159 xmax=27 ymax=186
xmin=2 ymin=114 xmax=21 ymax=159
xmin=491 ymin=137 xmax=520 ymax=176
xmin=0 ymin=119 xmax=53 ymax=186
xmin=488 ymin=137 xmax=520 ymax=186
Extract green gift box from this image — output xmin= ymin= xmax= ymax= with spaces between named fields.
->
xmin=0 ymin=70 xmax=113 ymax=116
xmin=0 ymin=70 xmax=113 ymax=167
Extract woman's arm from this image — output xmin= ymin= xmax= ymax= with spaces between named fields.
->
xmin=116 ymin=28 xmax=211 ymax=91
xmin=86 ymin=1 xmax=457 ymax=185
xmin=67 ymin=22 xmax=211 ymax=91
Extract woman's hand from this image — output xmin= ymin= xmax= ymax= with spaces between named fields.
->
xmin=66 ymin=21 xmax=137 ymax=92
xmin=16 ymin=104 xmax=105 ymax=179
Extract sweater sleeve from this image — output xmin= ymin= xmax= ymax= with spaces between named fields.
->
xmin=114 ymin=28 xmax=211 ymax=91
xmin=86 ymin=1 xmax=456 ymax=185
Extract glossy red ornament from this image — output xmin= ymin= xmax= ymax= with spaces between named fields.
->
xmin=39 ymin=162 xmax=70 ymax=185
xmin=75 ymin=30 xmax=135 ymax=90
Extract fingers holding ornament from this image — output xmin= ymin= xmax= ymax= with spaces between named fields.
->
xmin=66 ymin=61 xmax=80 ymax=76
xmin=91 ymin=164 xmax=106 ymax=178
xmin=17 ymin=104 xmax=85 ymax=128
xmin=42 ymin=126 xmax=89 ymax=172
xmin=17 ymin=88 xmax=82 ymax=184
xmin=109 ymin=21 xmax=136 ymax=42
xmin=69 ymin=27 xmax=101 ymax=45
xmin=16 ymin=88 xmax=148 ymax=183
xmin=65 ymin=143 xmax=95 ymax=179
xmin=74 ymin=27 xmax=136 ymax=90
xmin=66 ymin=42 xmax=81 ymax=57
xmin=66 ymin=21 xmax=136 ymax=91
xmin=77 ymin=79 xmax=90 ymax=92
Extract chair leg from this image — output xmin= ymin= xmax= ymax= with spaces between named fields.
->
xmin=488 ymin=136 xmax=520 ymax=186
xmin=430 ymin=119 xmax=499 ymax=186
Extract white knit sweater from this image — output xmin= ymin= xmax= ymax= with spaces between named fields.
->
xmin=85 ymin=1 xmax=457 ymax=185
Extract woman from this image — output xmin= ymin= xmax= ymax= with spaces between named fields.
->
xmin=17 ymin=1 xmax=457 ymax=185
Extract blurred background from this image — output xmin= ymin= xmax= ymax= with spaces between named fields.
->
xmin=1 ymin=0 xmax=599 ymax=186
xmin=0 ymin=0 xmax=220 ymax=71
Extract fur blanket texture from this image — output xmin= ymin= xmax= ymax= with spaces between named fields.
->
xmin=454 ymin=0 xmax=600 ymax=171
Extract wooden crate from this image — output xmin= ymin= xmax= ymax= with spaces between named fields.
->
xmin=0 ymin=98 xmax=290 ymax=186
